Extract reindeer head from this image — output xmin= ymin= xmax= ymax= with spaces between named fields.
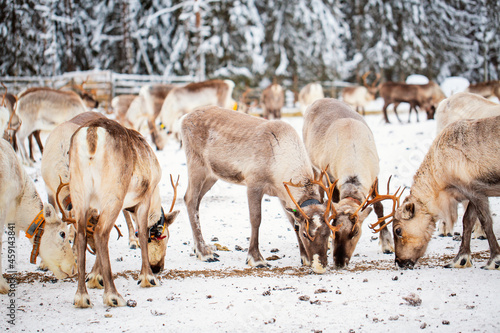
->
xmin=146 ymin=175 xmax=180 ymax=274
xmin=38 ymin=203 xmax=77 ymax=279
xmin=330 ymin=196 xmax=373 ymax=268
xmin=283 ymin=169 xmax=342 ymax=274
xmin=393 ymin=195 xmax=435 ymax=269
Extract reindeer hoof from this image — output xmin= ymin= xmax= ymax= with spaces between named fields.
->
xmin=445 ymin=254 xmax=472 ymax=268
xmin=206 ymin=257 xmax=220 ymax=263
xmin=138 ymin=274 xmax=159 ymax=288
xmin=86 ymin=273 xmax=104 ymax=289
xmin=74 ymin=293 xmax=93 ymax=308
xmin=481 ymin=257 xmax=500 ymax=270
xmin=103 ymin=293 xmax=126 ymax=307
xmin=129 ymin=239 xmax=139 ymax=249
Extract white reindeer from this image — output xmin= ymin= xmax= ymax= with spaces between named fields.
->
xmin=342 ymin=72 xmax=380 ymax=115
xmin=181 ymin=106 xmax=341 ymax=274
xmin=69 ymin=117 xmax=179 ymax=308
xmin=303 ymin=98 xmax=391 ymax=267
xmin=298 ymin=83 xmax=324 ymax=115
xmin=0 ymin=139 xmax=76 ymax=293
xmin=260 ymin=83 xmax=285 ymax=119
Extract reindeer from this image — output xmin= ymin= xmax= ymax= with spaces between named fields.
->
xmin=342 ymin=72 xmax=380 ymax=115
xmin=298 ymin=82 xmax=324 ymax=115
xmin=14 ymin=87 xmax=89 ymax=164
xmin=69 ymin=117 xmax=180 ymax=308
xmin=432 ymin=92 xmax=500 ymax=239
xmin=465 ymin=81 xmax=500 ymax=100
xmin=181 ymin=106 xmax=341 ymax=274
xmin=0 ymin=84 xmax=20 ymax=148
xmin=0 ymin=139 xmax=76 ymax=293
xmin=60 ymin=78 xmax=99 ymax=109
xmin=377 ymin=116 xmax=500 ymax=270
xmin=158 ymin=79 xmax=236 ymax=144
xmin=260 ymin=83 xmax=285 ymax=119
xmin=42 ymin=111 xmax=144 ymax=249
xmin=379 ymin=81 xmax=445 ymax=123
xmin=111 ymin=94 xmax=136 ymax=129
xmin=303 ymin=98 xmax=393 ymax=267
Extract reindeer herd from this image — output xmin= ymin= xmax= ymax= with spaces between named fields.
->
xmin=0 ymin=76 xmax=499 ymax=309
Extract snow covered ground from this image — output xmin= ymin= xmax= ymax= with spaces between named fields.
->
xmin=2 ymin=110 xmax=500 ymax=332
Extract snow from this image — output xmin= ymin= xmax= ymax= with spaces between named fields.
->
xmin=2 ymin=112 xmax=500 ymax=332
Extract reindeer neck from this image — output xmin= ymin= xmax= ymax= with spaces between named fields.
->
xmin=15 ymin=175 xmax=44 ymax=233
xmin=409 ymin=152 xmax=443 ymax=219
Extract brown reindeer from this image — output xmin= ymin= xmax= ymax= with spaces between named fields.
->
xmin=465 ymin=81 xmax=500 ymax=100
xmin=260 ymin=83 xmax=285 ymax=119
xmin=69 ymin=118 xmax=180 ymax=308
xmin=381 ymin=116 xmax=500 ymax=270
xmin=181 ymin=106 xmax=341 ymax=273
xmin=303 ymin=99 xmax=393 ymax=267
xmin=379 ymin=81 xmax=445 ymax=123
xmin=342 ymin=72 xmax=381 ymax=115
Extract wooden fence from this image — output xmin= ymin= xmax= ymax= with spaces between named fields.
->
xmin=0 ymin=70 xmax=195 ymax=110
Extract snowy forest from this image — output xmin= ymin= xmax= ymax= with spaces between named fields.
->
xmin=1 ymin=0 xmax=499 ymax=87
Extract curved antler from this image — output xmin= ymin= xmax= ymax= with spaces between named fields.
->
xmin=56 ymin=176 xmax=76 ymax=225
xmin=351 ymin=177 xmax=405 ymax=233
xmin=169 ymin=174 xmax=180 ymax=213
xmin=361 ymin=71 xmax=371 ymax=88
xmin=1 ymin=82 xmax=7 ymax=107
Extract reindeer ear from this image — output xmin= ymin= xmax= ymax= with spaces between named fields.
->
xmin=401 ymin=202 xmax=415 ymax=219
xmin=285 ymin=207 xmax=303 ymax=220
xmin=164 ymin=210 xmax=180 ymax=227
xmin=359 ymin=206 xmax=373 ymax=222
xmin=43 ymin=204 xmax=57 ymax=223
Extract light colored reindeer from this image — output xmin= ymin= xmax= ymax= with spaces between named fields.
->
xmin=69 ymin=117 xmax=179 ymax=308
xmin=0 ymin=139 xmax=76 ymax=293
xmin=303 ymin=98 xmax=392 ymax=267
xmin=158 ymin=79 xmax=236 ymax=143
xmin=42 ymin=111 xmax=145 ymax=249
xmin=298 ymin=83 xmax=324 ymax=115
xmin=15 ymin=87 xmax=88 ymax=165
xmin=434 ymin=92 xmax=500 ymax=239
xmin=387 ymin=115 xmax=500 ymax=270
xmin=342 ymin=72 xmax=380 ymax=116
xmin=181 ymin=106 xmax=341 ymax=274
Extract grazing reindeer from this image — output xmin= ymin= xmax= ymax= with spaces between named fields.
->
xmin=260 ymin=83 xmax=285 ymax=119
xmin=42 ymin=112 xmax=142 ymax=249
xmin=69 ymin=117 xmax=179 ymax=308
xmin=298 ymin=83 xmax=324 ymax=115
xmin=0 ymin=139 xmax=76 ymax=293
xmin=111 ymin=94 xmax=136 ymax=129
xmin=158 ymin=79 xmax=236 ymax=143
xmin=182 ymin=106 xmax=340 ymax=274
xmin=465 ymin=81 xmax=500 ymax=100
xmin=15 ymin=87 xmax=88 ymax=164
xmin=303 ymin=98 xmax=392 ymax=268
xmin=342 ymin=72 xmax=381 ymax=115
xmin=379 ymin=81 xmax=445 ymax=123
xmin=434 ymin=92 xmax=500 ymax=239
xmin=385 ymin=116 xmax=500 ymax=270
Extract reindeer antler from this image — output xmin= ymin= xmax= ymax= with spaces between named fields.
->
xmin=56 ymin=176 xmax=76 ymax=225
xmin=1 ymin=82 xmax=7 ymax=107
xmin=283 ymin=166 xmax=341 ymax=240
xmin=361 ymin=71 xmax=371 ymax=87
xmin=169 ymin=174 xmax=180 ymax=213
xmin=351 ymin=177 xmax=405 ymax=233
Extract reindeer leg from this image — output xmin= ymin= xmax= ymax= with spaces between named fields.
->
xmin=122 ymin=210 xmax=139 ymax=249
xmin=473 ymin=198 xmax=500 ymax=270
xmin=246 ymin=186 xmax=269 ymax=268
xmin=136 ymin=202 xmax=160 ymax=287
xmin=86 ymin=254 xmax=103 ymax=289
xmin=438 ymin=199 xmax=459 ymax=237
xmin=374 ymin=201 xmax=394 ymax=254
xmin=185 ymin=174 xmax=218 ymax=262
xmin=94 ymin=207 xmax=126 ymax=307
xmin=34 ymin=130 xmax=43 ymax=156
xmin=74 ymin=210 xmax=92 ymax=308
xmin=393 ymin=102 xmax=403 ymax=123
xmin=445 ymin=202 xmax=476 ymax=268
xmin=382 ymin=102 xmax=390 ymax=123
